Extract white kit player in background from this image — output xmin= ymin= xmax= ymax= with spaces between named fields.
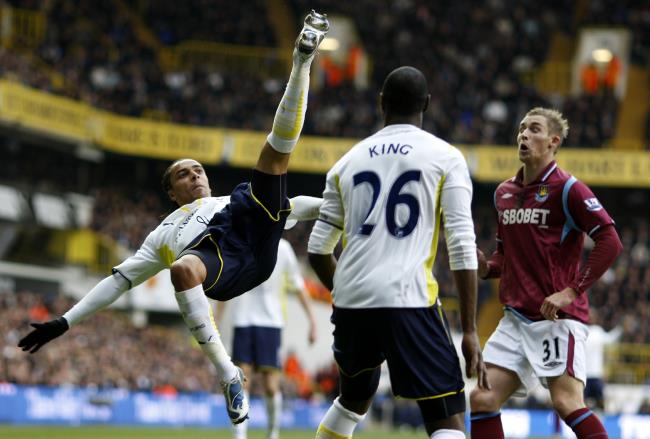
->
xmin=218 ymin=238 xmax=317 ymax=439
xmin=585 ymin=307 xmax=622 ymax=411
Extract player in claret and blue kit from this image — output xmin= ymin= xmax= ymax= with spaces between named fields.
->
xmin=469 ymin=107 xmax=623 ymax=439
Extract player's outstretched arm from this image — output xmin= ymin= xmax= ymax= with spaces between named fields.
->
xmin=18 ymin=317 xmax=69 ymax=354
xmin=17 ymin=273 xmax=130 ymax=353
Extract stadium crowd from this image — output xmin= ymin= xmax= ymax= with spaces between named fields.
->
xmin=0 ymin=1 xmax=649 ymax=425
xmin=2 ymin=0 xmax=648 ymax=148
xmin=0 ymin=290 xmax=339 ymax=398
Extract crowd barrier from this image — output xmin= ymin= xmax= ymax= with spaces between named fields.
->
xmin=1 ymin=384 xmax=649 ymax=437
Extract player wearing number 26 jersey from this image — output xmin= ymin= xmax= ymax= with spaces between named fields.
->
xmin=310 ymin=124 xmax=475 ymax=308
xmin=308 ymin=66 xmax=487 ymax=439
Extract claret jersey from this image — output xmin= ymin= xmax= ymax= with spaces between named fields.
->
xmin=309 ymin=124 xmax=477 ymax=308
xmin=491 ymin=161 xmax=615 ymax=322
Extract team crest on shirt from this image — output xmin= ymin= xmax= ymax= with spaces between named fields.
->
xmin=535 ymin=184 xmax=549 ymax=202
xmin=584 ymin=197 xmax=603 ymax=212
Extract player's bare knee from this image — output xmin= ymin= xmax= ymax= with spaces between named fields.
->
xmin=170 ymin=256 xmax=205 ymax=290
xmin=550 ymin=391 xmax=583 ymax=418
xmin=470 ymin=387 xmax=499 ymax=412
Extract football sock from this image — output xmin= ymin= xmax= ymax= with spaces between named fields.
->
xmin=266 ymin=392 xmax=282 ymax=439
xmin=470 ymin=411 xmax=505 ymax=439
xmin=232 ymin=417 xmax=247 ymax=439
xmin=266 ymin=49 xmax=312 ymax=154
xmin=315 ymin=397 xmax=365 ymax=438
xmin=564 ymin=408 xmax=608 ymax=438
xmin=174 ymin=285 xmax=237 ymax=382
xmin=430 ymin=429 xmax=466 ymax=439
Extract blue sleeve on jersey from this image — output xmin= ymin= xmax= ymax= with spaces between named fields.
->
xmin=560 ymin=176 xmax=579 ymax=244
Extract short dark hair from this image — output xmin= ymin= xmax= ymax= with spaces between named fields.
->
xmin=161 ymin=158 xmax=188 ymax=193
xmin=381 ymin=66 xmax=429 ymax=116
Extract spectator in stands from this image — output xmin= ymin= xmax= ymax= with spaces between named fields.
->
xmin=4 ymin=0 xmax=641 ymax=148
xmin=581 ymin=62 xmax=600 ymax=95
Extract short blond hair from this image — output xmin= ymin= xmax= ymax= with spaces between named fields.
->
xmin=525 ymin=107 xmax=569 ymax=143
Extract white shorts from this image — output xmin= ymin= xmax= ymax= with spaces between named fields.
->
xmin=483 ymin=308 xmax=589 ymax=397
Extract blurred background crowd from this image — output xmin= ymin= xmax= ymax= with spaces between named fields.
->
xmin=0 ymin=0 xmax=649 ymax=426
xmin=1 ymin=0 xmax=648 ymax=146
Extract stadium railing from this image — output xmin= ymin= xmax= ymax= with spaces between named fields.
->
xmin=159 ymin=41 xmax=291 ymax=77
xmin=0 ymin=6 xmax=46 ymax=49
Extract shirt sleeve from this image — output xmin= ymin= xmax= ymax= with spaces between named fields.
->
xmin=288 ymin=196 xmax=323 ymax=221
xmin=112 ymin=229 xmax=166 ymax=289
xmin=441 ymin=151 xmax=477 ymax=270
xmin=567 ymin=180 xmax=615 ymax=236
xmin=63 ymin=273 xmax=130 ymax=326
xmin=568 ymin=224 xmax=622 ymax=294
xmin=308 ymin=168 xmax=344 ymax=255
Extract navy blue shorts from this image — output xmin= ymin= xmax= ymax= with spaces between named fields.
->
xmin=584 ymin=377 xmax=604 ymax=401
xmin=181 ymin=172 xmax=291 ymax=301
xmin=232 ymin=326 xmax=282 ymax=369
xmin=331 ymin=305 xmax=465 ymax=401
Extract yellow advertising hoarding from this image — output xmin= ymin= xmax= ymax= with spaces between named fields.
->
xmin=1 ymin=79 xmax=649 ymax=187
xmin=462 ymin=146 xmax=650 ymax=187
xmin=0 ymin=81 xmax=90 ymax=142
xmin=0 ymin=80 xmax=223 ymax=163
xmin=95 ymin=113 xmax=223 ymax=163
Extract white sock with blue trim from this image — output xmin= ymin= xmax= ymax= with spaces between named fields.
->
xmin=266 ymin=391 xmax=282 ymax=439
xmin=430 ymin=428 xmax=466 ymax=438
xmin=232 ymin=398 xmax=249 ymax=439
xmin=174 ymin=285 xmax=237 ymax=382
xmin=316 ymin=397 xmax=365 ymax=438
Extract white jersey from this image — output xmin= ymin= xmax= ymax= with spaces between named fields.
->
xmin=229 ymin=239 xmax=304 ymax=328
xmin=63 ymin=195 xmax=321 ymax=327
xmin=113 ymin=196 xmax=229 ymax=288
xmin=308 ymin=124 xmax=477 ymax=308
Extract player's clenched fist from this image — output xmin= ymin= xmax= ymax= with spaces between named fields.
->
xmin=18 ymin=317 xmax=69 ymax=353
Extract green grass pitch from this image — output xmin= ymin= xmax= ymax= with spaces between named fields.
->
xmin=0 ymin=426 xmax=552 ymax=438
xmin=0 ymin=426 xmax=427 ymax=439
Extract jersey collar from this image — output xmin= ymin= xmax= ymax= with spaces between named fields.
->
xmin=378 ymin=124 xmax=420 ymax=134
xmin=513 ymin=161 xmax=558 ymax=185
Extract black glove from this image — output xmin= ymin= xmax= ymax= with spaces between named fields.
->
xmin=18 ymin=317 xmax=69 ymax=354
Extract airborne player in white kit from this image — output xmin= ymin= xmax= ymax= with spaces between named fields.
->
xmin=308 ymin=66 xmax=489 ymax=439
xmin=17 ymin=10 xmax=329 ymax=426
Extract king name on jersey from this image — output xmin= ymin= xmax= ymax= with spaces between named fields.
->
xmin=368 ymin=143 xmax=413 ymax=158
